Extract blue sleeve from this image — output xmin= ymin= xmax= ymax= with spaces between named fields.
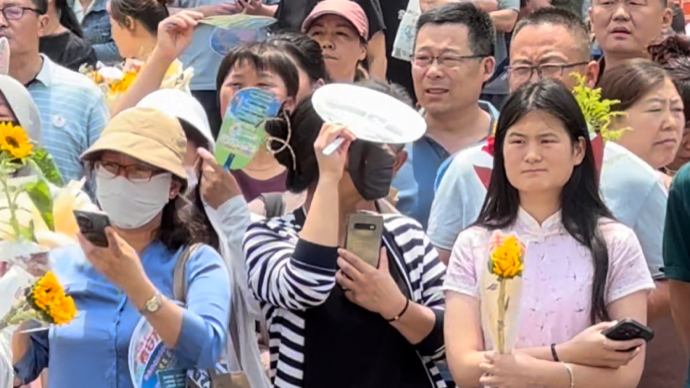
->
xmin=13 ymin=330 xmax=50 ymax=384
xmin=173 ymin=245 xmax=231 ymax=369
xmin=392 ymin=144 xmax=418 ymax=217
xmin=633 ymin=181 xmax=667 ymax=280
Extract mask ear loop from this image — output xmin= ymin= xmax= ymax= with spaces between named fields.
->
xmin=259 ymin=110 xmax=297 ymax=171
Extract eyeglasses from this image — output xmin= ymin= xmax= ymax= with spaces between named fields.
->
xmin=507 ymin=62 xmax=590 ymax=82
xmin=95 ymin=161 xmax=163 ymax=182
xmin=412 ymin=53 xmax=489 ymax=69
xmin=0 ymin=6 xmax=41 ymax=21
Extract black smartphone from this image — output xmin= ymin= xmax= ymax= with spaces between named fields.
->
xmin=74 ymin=210 xmax=111 ymax=248
xmin=345 ymin=213 xmax=384 ymax=267
xmin=603 ymin=318 xmax=655 ymax=343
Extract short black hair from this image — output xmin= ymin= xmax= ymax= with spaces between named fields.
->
xmin=31 ymin=0 xmax=48 ymax=14
xmin=416 ymin=2 xmax=495 ymax=57
xmin=513 ymin=8 xmax=590 ymax=58
xmin=215 ymin=41 xmax=300 ymax=99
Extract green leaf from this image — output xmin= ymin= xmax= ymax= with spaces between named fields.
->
xmin=505 ymin=297 xmax=510 ymax=311
xmin=31 ymin=148 xmax=63 ymax=186
xmin=23 ymin=179 xmax=54 ymax=231
xmin=198 ymin=14 xmax=276 ymax=29
xmin=16 ymin=221 xmax=36 ymax=242
xmin=487 ymin=283 xmax=499 ymax=291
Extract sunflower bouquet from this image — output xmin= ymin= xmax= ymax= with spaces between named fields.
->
xmin=80 ymin=59 xmax=194 ymax=112
xmin=0 ymin=122 xmax=97 ymax=264
xmin=479 ymin=231 xmax=526 ymax=354
xmin=0 ymin=271 xmax=76 ymax=332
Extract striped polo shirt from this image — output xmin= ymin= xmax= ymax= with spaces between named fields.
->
xmin=28 ymin=55 xmax=109 ymax=194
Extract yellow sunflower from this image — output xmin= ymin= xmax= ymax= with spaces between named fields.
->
xmin=0 ymin=121 xmax=33 ymax=159
xmin=49 ymin=295 xmax=77 ymax=325
xmin=31 ymin=272 xmax=68 ymax=310
xmin=108 ymin=67 xmax=139 ymax=95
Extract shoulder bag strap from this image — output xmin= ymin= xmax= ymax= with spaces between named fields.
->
xmin=172 ymin=243 xmax=204 ymax=302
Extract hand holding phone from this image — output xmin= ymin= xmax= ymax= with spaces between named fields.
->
xmin=603 ymin=318 xmax=654 ymax=343
xmin=74 ymin=210 xmax=111 ymax=248
xmin=557 ymin=321 xmax=647 ymax=368
xmin=344 ymin=213 xmax=384 ymax=267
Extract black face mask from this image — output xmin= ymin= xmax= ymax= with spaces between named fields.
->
xmin=347 ymin=141 xmax=396 ymax=201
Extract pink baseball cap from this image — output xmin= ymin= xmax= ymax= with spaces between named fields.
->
xmin=301 ymin=0 xmax=369 ymax=40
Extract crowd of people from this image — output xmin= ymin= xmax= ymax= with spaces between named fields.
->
xmin=1 ymin=0 xmax=690 ymax=386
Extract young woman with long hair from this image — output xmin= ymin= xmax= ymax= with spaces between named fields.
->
xmin=445 ymin=80 xmax=654 ymax=388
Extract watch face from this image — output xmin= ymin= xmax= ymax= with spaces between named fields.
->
xmin=146 ymin=297 xmax=161 ymax=312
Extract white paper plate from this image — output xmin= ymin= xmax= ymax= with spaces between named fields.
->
xmin=311 ymin=83 xmax=426 ymax=144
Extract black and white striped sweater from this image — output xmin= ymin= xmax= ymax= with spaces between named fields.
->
xmin=243 ymin=212 xmax=447 ymax=388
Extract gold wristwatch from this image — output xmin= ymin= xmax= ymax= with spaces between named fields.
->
xmin=140 ymin=293 xmax=164 ymax=315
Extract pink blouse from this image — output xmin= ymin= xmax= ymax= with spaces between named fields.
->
xmin=444 ymin=209 xmax=655 ymax=349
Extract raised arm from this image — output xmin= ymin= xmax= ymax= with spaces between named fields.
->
xmin=244 ymin=124 xmax=356 ymax=311
xmin=112 ymin=11 xmax=202 ymax=116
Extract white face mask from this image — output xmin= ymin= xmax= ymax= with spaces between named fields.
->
xmin=96 ymin=171 xmax=173 ymax=229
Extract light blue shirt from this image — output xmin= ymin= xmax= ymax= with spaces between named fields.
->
xmin=14 ymin=241 xmax=231 ymax=388
xmin=27 ymin=55 xmax=109 ymax=195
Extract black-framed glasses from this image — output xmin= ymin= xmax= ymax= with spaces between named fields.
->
xmin=412 ymin=53 xmax=489 ymax=69
xmin=0 ymin=6 xmax=41 ymax=21
xmin=95 ymin=161 xmax=164 ymax=182
xmin=507 ymin=62 xmax=590 ymax=81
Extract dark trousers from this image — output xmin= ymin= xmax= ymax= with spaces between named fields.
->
xmin=192 ymin=89 xmax=222 ymax=139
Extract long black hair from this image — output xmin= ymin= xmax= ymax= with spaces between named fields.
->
xmin=55 ymin=0 xmax=84 ymax=38
xmin=475 ymin=79 xmax=614 ymax=324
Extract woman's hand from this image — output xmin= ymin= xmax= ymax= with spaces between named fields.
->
xmin=335 ymin=248 xmax=407 ymax=319
xmin=237 ymin=0 xmax=264 ymax=15
xmin=558 ymin=321 xmax=645 ymax=368
xmin=479 ymin=352 xmax=539 ymax=388
xmin=155 ymin=11 xmax=204 ymax=63
xmin=198 ymin=148 xmax=242 ymax=209
xmin=208 ymin=2 xmax=242 ymax=16
xmin=77 ymin=228 xmax=149 ymax=295
xmin=313 ymin=123 xmax=356 ymax=183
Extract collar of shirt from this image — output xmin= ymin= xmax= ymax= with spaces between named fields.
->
xmin=515 ymin=207 xmax=565 ymax=239
xmin=32 ymin=54 xmax=55 ymax=88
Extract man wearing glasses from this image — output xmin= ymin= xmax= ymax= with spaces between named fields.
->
xmin=392 ymin=3 xmax=500 ymax=232
xmin=0 ymin=0 xmax=108 ymax=199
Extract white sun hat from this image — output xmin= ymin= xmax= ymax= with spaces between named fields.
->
xmin=137 ymin=89 xmax=215 ymax=150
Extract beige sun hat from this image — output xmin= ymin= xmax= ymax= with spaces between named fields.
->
xmin=80 ymin=107 xmax=188 ymax=179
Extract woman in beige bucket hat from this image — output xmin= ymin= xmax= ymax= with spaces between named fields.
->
xmin=12 ymin=107 xmax=233 ymax=388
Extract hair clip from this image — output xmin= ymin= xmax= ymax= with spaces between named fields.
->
xmin=260 ymin=110 xmax=297 ymax=171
